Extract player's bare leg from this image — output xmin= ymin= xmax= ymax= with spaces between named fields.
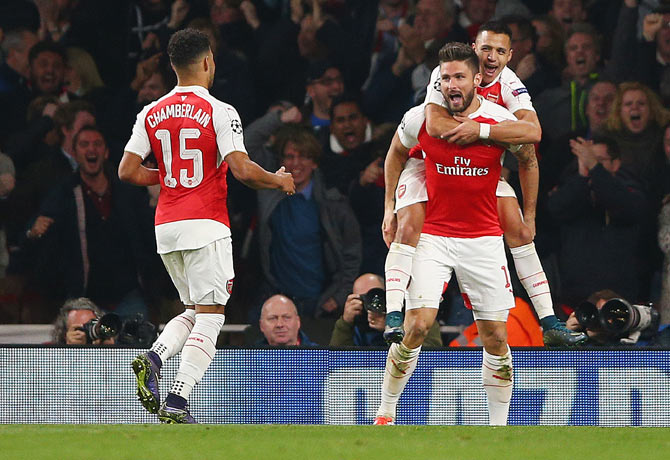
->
xmin=375 ymin=307 xmax=438 ymax=424
xmin=498 ymin=196 xmax=587 ymax=346
xmin=132 ymin=305 xmax=196 ymax=414
xmin=384 ymin=202 xmax=425 ymax=343
xmin=158 ymin=304 xmax=226 ymax=424
xmin=476 ymin=319 xmax=513 ymax=426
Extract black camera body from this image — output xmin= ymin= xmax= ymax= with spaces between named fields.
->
xmin=576 ymin=298 xmax=659 ymax=344
xmin=79 ymin=313 xmax=122 ymax=343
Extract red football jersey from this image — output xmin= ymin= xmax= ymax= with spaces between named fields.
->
xmin=397 ymin=98 xmax=516 ymax=237
xmin=125 ymin=85 xmax=247 ymax=228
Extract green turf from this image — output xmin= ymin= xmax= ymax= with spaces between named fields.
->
xmin=2 ymin=425 xmax=669 ymax=460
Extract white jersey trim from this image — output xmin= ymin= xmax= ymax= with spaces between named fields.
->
xmin=155 ymin=219 xmax=231 ymax=254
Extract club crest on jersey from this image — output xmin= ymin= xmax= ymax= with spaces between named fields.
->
xmin=226 ymin=279 xmax=234 ymax=295
xmin=486 ymin=93 xmax=500 ymax=103
xmin=397 ymin=184 xmax=406 ymax=198
xmin=230 ymin=119 xmax=243 ymax=134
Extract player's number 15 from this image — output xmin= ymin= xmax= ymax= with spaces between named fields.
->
xmin=155 ymin=128 xmax=204 ymax=188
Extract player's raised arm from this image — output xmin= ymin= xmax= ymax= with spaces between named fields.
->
xmin=382 ymin=131 xmax=410 ymax=246
xmin=225 ymin=150 xmax=295 ymax=194
xmin=511 ymin=143 xmax=539 ymax=235
xmin=118 ymin=151 xmax=160 ymax=186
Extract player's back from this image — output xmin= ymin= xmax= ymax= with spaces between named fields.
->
xmin=144 ymin=85 xmax=236 ymax=227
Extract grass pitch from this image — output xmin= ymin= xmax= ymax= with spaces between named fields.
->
xmin=2 ymin=425 xmax=669 ymax=460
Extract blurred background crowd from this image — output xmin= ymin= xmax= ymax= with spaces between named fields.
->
xmin=1 ymin=0 xmax=670 ymax=347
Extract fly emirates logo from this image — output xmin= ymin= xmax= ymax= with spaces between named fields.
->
xmin=435 ymin=156 xmax=489 ymax=176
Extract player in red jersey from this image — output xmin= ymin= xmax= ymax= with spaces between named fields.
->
xmin=374 ymin=42 xmax=532 ymax=426
xmin=119 ymin=29 xmax=294 ymax=423
xmin=382 ymin=21 xmax=587 ymax=347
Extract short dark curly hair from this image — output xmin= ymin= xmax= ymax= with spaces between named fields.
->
xmin=167 ymin=28 xmax=211 ymax=69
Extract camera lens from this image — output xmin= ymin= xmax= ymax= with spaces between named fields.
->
xmin=575 ymin=301 xmax=600 ymax=330
xmin=599 ymin=299 xmax=634 ymax=335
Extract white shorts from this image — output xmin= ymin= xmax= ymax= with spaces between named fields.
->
xmin=395 ymin=158 xmax=427 ymax=212
xmin=407 ymin=233 xmax=513 ymax=321
xmin=394 ymin=162 xmax=517 ymax=212
xmin=160 ymin=237 xmax=235 ymax=306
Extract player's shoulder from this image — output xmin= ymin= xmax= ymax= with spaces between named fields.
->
xmin=474 ymin=97 xmax=517 ymax=122
xmin=402 ymin=104 xmax=426 ymax=125
xmin=500 ymin=67 xmax=530 ymax=97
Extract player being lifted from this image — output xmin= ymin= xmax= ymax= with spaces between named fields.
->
xmin=119 ymin=29 xmax=295 ymax=423
xmin=375 ymin=42 xmax=531 ymax=426
xmin=382 ymin=21 xmax=587 ymax=347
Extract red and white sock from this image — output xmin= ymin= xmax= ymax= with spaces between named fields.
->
xmin=482 ymin=347 xmax=513 ymax=426
xmin=376 ymin=342 xmax=421 ymax=419
xmin=510 ymin=242 xmax=554 ymax=320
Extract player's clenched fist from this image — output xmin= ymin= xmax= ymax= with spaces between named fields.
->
xmin=275 ymin=166 xmax=296 ymax=195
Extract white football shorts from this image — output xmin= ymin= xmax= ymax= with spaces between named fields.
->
xmin=160 ymin=236 xmax=235 ymax=306
xmin=394 ymin=162 xmax=517 ymax=212
xmin=407 ymin=233 xmax=513 ymax=321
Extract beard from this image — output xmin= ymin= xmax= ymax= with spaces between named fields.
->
xmin=444 ymin=88 xmax=476 ymax=115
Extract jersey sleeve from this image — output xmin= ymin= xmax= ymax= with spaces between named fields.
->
xmin=500 ymin=68 xmax=535 ymax=114
xmin=124 ymin=105 xmax=152 ymax=160
xmin=397 ymin=105 xmax=425 ymax=149
xmin=423 ymin=66 xmax=447 ymax=108
xmin=213 ymin=102 xmax=248 ymax=161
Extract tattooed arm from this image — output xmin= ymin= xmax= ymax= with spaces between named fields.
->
xmin=512 ymin=143 xmax=539 ymax=228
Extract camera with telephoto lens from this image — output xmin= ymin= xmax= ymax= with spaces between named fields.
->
xmin=79 ymin=313 xmax=122 ymax=343
xmin=576 ymin=298 xmax=659 ymax=344
xmin=117 ymin=313 xmax=158 ymax=348
xmin=354 ymin=288 xmax=387 ymax=329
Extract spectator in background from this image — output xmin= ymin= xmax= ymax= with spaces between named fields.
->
xmin=5 ymin=100 xmax=95 ymax=249
xmin=258 ymin=294 xmax=317 ymax=346
xmin=540 ymin=80 xmax=617 ymax=195
xmin=250 ymin=125 xmax=361 ymax=320
xmin=603 ymin=81 xmax=670 ymax=195
xmin=548 ymin=0 xmax=587 ymax=33
xmin=302 ymin=60 xmax=345 ymax=138
xmin=25 ymin=126 xmax=157 ymax=318
xmin=458 ymin=0 xmax=498 ymax=42
xmin=188 ymin=17 xmax=257 ymax=124
xmin=364 ymin=0 xmax=468 ymax=123
xmin=64 ymin=46 xmax=105 ymax=98
xmin=0 ymin=27 xmax=38 ymax=95
xmin=658 ymin=190 xmax=670 ymax=324
xmin=0 ymin=40 xmax=70 ymax=145
xmin=0 ymin=151 xmax=16 ymax=277
xmin=531 ymin=14 xmax=566 ymax=78
xmin=330 ymin=273 xmax=442 ymax=347
xmin=546 ymin=135 xmax=650 ymax=307
xmin=501 ymin=15 xmax=561 ymax=97
xmin=535 ymin=23 xmax=603 ymax=143
xmin=52 ymin=297 xmax=115 ymax=345
xmin=321 ymin=94 xmax=374 ymax=193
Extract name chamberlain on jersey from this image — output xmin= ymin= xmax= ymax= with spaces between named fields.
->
xmin=146 ymin=103 xmax=212 ymax=129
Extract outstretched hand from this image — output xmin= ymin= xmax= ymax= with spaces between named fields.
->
xmin=275 ymin=166 xmax=296 ymax=195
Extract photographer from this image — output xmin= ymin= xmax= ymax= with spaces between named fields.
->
xmin=52 ymin=297 xmax=116 ymax=345
xmin=566 ymin=289 xmax=660 ymax=345
xmin=329 ymin=273 xmax=442 ymax=347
